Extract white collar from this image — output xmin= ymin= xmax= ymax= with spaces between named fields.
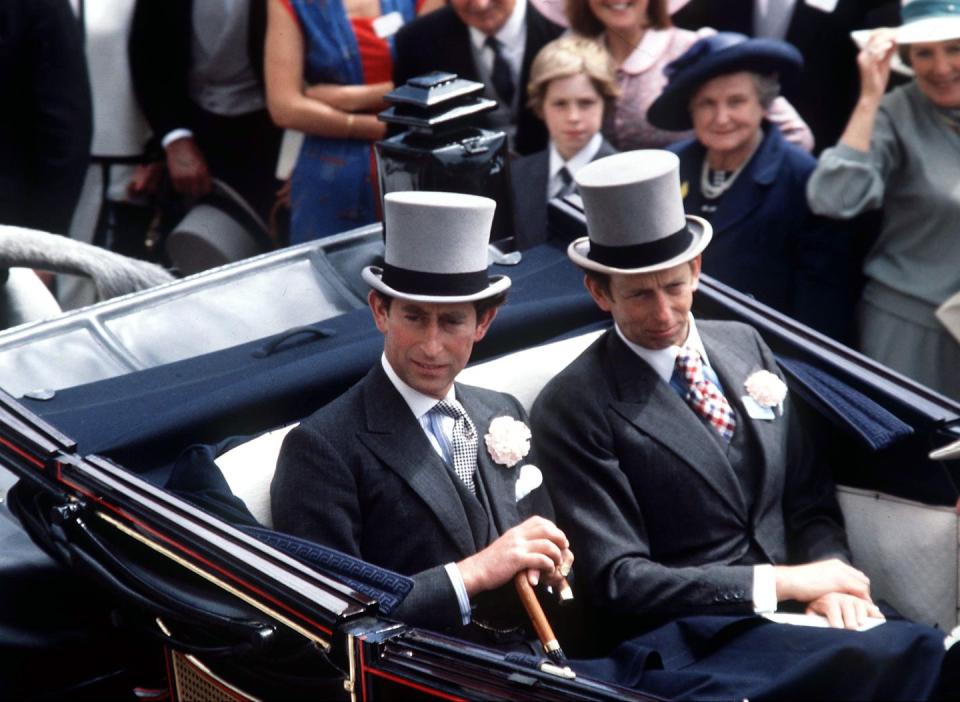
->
xmin=548 ymin=133 xmax=604 ymax=181
xmin=381 ymin=354 xmax=455 ymax=420
xmin=468 ymin=0 xmax=527 ymax=52
xmin=614 ymin=314 xmax=711 ymax=383
xmin=616 ymin=27 xmax=673 ymax=74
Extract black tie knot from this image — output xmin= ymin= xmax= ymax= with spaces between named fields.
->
xmin=484 ymin=35 xmax=515 ymax=107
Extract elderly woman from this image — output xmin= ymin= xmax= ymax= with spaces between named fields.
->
xmin=565 ymin=0 xmax=813 ymax=151
xmin=510 ymin=36 xmax=619 ymax=250
xmin=647 ymin=32 xmax=855 ymax=340
xmin=806 ymin=2 xmax=960 ymax=400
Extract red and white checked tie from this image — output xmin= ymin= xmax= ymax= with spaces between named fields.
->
xmin=675 ymin=348 xmax=736 ymax=443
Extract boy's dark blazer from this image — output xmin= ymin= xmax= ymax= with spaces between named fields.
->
xmin=509 ymin=138 xmax=617 ymax=249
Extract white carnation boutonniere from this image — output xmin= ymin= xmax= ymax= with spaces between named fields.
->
xmin=484 ymin=416 xmax=532 ymax=468
xmin=743 ymin=370 xmax=788 ymax=419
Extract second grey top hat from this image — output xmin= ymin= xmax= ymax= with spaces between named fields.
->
xmin=568 ymin=150 xmax=712 ymax=274
xmin=362 ymin=191 xmax=511 ymax=302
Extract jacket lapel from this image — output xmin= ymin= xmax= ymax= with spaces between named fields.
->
xmin=605 ymin=333 xmax=748 ymax=517
xmin=458 ymin=386 xmax=520 ymax=537
xmin=700 ymin=323 xmax=782 ymax=520
xmin=710 ymin=124 xmax=783 ymax=233
xmin=358 ymin=366 xmax=478 ymax=557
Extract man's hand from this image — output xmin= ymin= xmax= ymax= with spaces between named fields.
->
xmin=806 ymin=592 xmax=884 ymax=630
xmin=456 ymin=516 xmax=573 ymax=597
xmin=774 ymin=558 xmax=872 ymax=604
xmin=165 ymin=137 xmax=212 ymax=200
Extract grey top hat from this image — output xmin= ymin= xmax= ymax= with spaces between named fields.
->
xmin=568 ymin=150 xmax=712 ymax=274
xmin=362 ymin=191 xmax=511 ymax=302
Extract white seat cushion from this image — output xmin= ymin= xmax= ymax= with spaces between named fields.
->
xmin=215 ymin=423 xmax=298 ymax=528
xmin=837 ymin=485 xmax=959 ymax=629
xmin=459 ymin=330 xmax=603 ymax=413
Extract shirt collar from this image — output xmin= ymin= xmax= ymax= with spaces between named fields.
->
xmin=548 ymin=133 xmax=604 ymax=181
xmin=381 ymin=354 xmax=455 ymax=420
xmin=468 ymin=0 xmax=527 ymax=52
xmin=614 ymin=314 xmax=710 ymax=383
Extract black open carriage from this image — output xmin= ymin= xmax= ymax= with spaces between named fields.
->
xmin=0 ymin=195 xmax=959 ymax=700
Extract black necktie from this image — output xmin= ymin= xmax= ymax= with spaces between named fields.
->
xmin=485 ymin=36 xmax=515 ymax=107
xmin=557 ymin=167 xmax=576 ymax=198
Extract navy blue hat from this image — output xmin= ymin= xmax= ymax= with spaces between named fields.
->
xmin=648 ymin=32 xmax=802 ymax=131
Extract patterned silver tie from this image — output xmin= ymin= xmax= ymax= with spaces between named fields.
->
xmin=433 ymin=400 xmax=478 ymax=494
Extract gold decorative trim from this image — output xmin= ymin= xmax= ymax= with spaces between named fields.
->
xmin=95 ymin=511 xmax=331 ymax=651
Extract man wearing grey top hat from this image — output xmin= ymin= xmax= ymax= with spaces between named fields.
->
xmin=530 ymin=150 xmax=950 ymax=698
xmin=271 ymin=191 xmax=573 ymax=647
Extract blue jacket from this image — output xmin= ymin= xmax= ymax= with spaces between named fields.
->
xmin=673 ymin=124 xmax=855 ymax=341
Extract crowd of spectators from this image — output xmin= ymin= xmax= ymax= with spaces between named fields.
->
xmin=1 ymin=0 xmax=958 ymax=400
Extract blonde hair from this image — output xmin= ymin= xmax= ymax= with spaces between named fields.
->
xmin=526 ymin=35 xmax=620 ymax=116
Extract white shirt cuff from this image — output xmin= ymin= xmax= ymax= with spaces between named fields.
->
xmin=444 ymin=562 xmax=472 ymax=625
xmin=162 ymin=129 xmax=194 ymax=149
xmin=753 ymin=564 xmax=778 ymax=613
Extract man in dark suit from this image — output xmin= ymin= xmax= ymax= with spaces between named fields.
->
xmin=129 ymin=0 xmax=281 ymax=221
xmin=671 ymin=0 xmax=902 ymax=151
xmin=271 ymin=190 xmax=572 ymax=643
xmin=0 ymin=0 xmax=91 ymax=235
xmin=393 ymin=0 xmax=564 ymax=155
xmin=530 ymin=150 xmax=950 ymax=699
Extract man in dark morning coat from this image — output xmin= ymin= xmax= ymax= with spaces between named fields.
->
xmin=393 ymin=0 xmax=563 ymax=155
xmin=271 ymin=191 xmax=573 ymax=644
xmin=530 ymin=150 xmax=951 ymax=699
xmin=129 ymin=0 xmax=281 ymax=221
xmin=0 ymin=0 xmax=91 ymax=235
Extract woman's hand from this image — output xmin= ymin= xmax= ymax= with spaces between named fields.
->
xmin=857 ymin=29 xmax=897 ymax=105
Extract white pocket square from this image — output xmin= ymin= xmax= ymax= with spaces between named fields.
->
xmin=515 ymin=464 xmax=543 ymax=502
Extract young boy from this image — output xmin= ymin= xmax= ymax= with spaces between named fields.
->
xmin=510 ymin=36 xmax=619 ymax=249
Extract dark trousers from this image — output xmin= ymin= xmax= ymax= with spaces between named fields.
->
xmin=190 ymin=105 xmax=284 ymax=224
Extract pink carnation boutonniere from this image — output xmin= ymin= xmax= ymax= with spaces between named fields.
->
xmin=744 ymin=370 xmax=788 ymax=416
xmin=484 ymin=416 xmax=532 ymax=468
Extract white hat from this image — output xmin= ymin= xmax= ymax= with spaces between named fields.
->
xmin=567 ymin=150 xmax=712 ymax=275
xmin=362 ymin=191 xmax=511 ymax=302
xmin=852 ymin=1 xmax=960 ymax=76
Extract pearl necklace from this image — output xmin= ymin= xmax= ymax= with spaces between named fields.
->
xmin=699 ymin=137 xmax=763 ymax=201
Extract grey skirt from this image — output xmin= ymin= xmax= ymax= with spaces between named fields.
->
xmin=859 ymin=281 xmax=960 ymax=401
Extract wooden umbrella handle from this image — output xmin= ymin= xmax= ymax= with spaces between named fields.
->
xmin=514 ymin=572 xmax=561 ymax=654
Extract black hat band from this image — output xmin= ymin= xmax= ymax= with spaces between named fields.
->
xmin=587 ymin=225 xmax=694 ymax=268
xmin=380 ymin=263 xmax=491 ymax=296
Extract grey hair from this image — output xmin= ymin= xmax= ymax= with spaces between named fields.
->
xmin=750 ymin=73 xmax=781 ymax=110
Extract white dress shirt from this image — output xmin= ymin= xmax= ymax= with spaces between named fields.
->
xmin=380 ymin=355 xmax=474 ymax=623
xmin=753 ymin=0 xmax=797 ymax=40
xmin=614 ymin=317 xmax=778 ymax=613
xmin=467 ymin=0 xmax=527 ymax=99
xmin=547 ymin=133 xmax=603 ymax=199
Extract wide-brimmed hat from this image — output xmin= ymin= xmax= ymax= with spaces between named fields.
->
xmin=851 ymin=0 xmax=960 ymax=76
xmin=648 ymin=32 xmax=803 ymax=131
xmin=568 ymin=150 xmax=712 ymax=275
xmin=362 ymin=191 xmax=511 ymax=303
